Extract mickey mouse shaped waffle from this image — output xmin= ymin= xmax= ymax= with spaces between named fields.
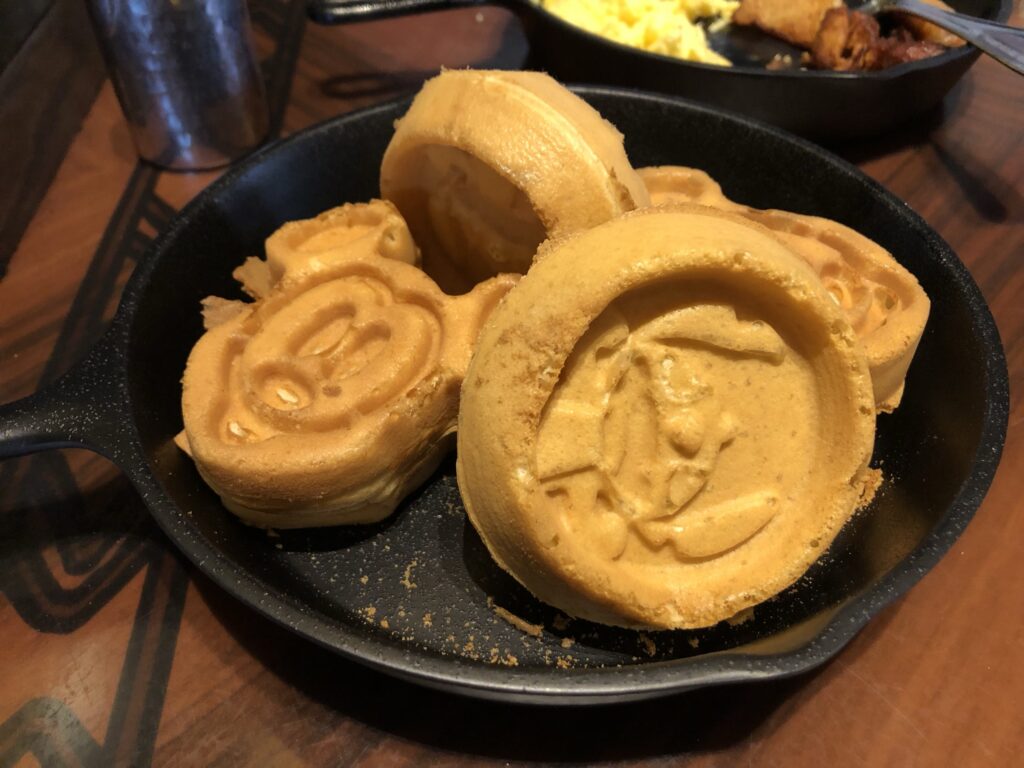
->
xmin=179 ymin=201 xmax=516 ymax=527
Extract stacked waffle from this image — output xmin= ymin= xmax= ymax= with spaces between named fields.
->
xmin=178 ymin=70 xmax=928 ymax=629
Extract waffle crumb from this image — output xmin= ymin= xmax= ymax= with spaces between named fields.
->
xmin=639 ymin=633 xmax=657 ymax=657
xmin=401 ymin=559 xmax=418 ymax=590
xmin=726 ymin=607 xmax=755 ymax=626
xmin=858 ymin=467 xmax=883 ymax=507
xmin=489 ymin=599 xmax=543 ymax=637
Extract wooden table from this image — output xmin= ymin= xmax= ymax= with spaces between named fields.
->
xmin=1 ymin=2 xmax=1021 ymax=765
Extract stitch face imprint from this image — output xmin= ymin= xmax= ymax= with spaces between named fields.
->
xmin=534 ymin=290 xmax=811 ymax=566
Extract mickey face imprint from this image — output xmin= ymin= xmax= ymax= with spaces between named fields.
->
xmin=225 ymin=275 xmax=441 ymax=438
xmin=182 ymin=254 xmax=516 ymax=528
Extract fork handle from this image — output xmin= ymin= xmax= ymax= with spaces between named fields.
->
xmin=887 ymin=0 xmax=1024 ymax=75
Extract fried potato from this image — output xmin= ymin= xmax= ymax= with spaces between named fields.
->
xmin=733 ymin=0 xmax=840 ymax=48
xmin=895 ymin=0 xmax=965 ymax=48
xmin=811 ymin=7 xmax=883 ymax=71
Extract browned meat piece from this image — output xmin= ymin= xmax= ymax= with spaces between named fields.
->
xmin=733 ymin=0 xmax=842 ymax=49
xmin=895 ymin=0 xmax=965 ymax=48
xmin=811 ymin=8 xmax=949 ymax=72
xmin=876 ymin=34 xmax=948 ymax=67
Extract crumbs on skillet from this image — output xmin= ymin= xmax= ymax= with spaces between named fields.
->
xmin=338 ymin=474 xmax=716 ymax=669
xmin=347 ymin=562 xmax=723 ymax=670
xmin=349 ymin=598 xmax=693 ymax=669
xmin=347 ymin=601 xmax=729 ymax=668
xmin=354 ymin=598 xmax=584 ymax=667
xmin=400 ymin=559 xmax=418 ymax=590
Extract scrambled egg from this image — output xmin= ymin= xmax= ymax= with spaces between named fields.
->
xmin=539 ymin=0 xmax=739 ymax=66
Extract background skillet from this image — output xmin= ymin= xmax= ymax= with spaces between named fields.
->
xmin=0 ymin=88 xmax=1007 ymax=703
xmin=309 ymin=0 xmax=1011 ymax=139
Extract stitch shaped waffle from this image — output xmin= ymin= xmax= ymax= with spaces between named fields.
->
xmin=458 ymin=206 xmax=877 ymax=629
xmin=380 ymin=69 xmax=650 ymax=293
xmin=639 ymin=166 xmax=930 ymax=410
xmin=180 ymin=245 xmax=516 ymax=528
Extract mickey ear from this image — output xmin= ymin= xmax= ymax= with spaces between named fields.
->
xmin=263 ymin=200 xmax=418 ymax=288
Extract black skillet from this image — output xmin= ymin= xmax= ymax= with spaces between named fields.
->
xmin=308 ymin=0 xmax=1012 ymax=139
xmin=0 ymin=88 xmax=1008 ymax=704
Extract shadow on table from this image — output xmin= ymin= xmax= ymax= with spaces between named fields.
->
xmin=828 ymin=77 xmax=1023 ymax=227
xmin=320 ymin=16 xmax=529 ymax=103
xmin=825 ymin=85 xmax=955 ymax=163
xmin=189 ymin=568 xmax=881 ymax=763
xmin=925 ymin=140 xmax=1022 ymax=224
xmin=0 ymin=451 xmax=159 ymax=634
xmin=816 ymin=83 xmax=1024 ymax=263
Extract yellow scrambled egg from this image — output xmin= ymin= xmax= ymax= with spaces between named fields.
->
xmin=540 ymin=0 xmax=738 ymax=66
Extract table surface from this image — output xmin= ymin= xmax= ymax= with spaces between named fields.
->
xmin=1 ymin=2 xmax=1022 ymax=766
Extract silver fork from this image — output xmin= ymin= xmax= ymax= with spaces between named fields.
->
xmin=862 ymin=0 xmax=1024 ymax=75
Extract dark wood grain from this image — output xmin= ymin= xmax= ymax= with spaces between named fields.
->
xmin=0 ymin=0 xmax=105 ymax=278
xmin=0 ymin=3 xmax=1022 ymax=767
xmin=0 ymin=0 xmax=52 ymax=73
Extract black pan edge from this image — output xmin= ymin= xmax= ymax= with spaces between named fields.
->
xmin=529 ymin=0 xmax=1011 ymax=81
xmin=115 ymin=88 xmax=1010 ymax=703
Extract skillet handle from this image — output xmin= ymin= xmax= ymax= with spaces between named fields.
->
xmin=308 ymin=0 xmax=501 ymax=24
xmin=0 ymin=330 xmax=132 ymax=463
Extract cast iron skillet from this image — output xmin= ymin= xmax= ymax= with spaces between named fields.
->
xmin=0 ymin=89 xmax=1008 ymax=704
xmin=308 ymin=0 xmax=1011 ymax=139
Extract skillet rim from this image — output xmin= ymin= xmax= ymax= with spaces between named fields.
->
xmin=524 ymin=0 xmax=1011 ymax=81
xmin=115 ymin=87 xmax=1009 ymax=703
